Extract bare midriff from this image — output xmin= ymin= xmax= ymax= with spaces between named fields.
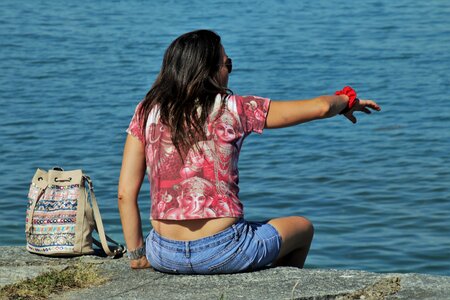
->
xmin=151 ymin=217 xmax=239 ymax=241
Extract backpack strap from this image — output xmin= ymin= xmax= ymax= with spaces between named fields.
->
xmin=25 ymin=171 xmax=48 ymax=233
xmin=84 ymin=175 xmax=126 ymax=257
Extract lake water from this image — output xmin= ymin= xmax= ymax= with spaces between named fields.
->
xmin=1 ymin=0 xmax=449 ymax=276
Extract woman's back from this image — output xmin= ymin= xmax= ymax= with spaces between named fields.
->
xmin=127 ymin=94 xmax=270 ymax=228
xmin=152 ymin=217 xmax=238 ymax=241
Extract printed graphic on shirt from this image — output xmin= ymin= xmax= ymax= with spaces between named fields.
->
xmin=127 ymin=94 xmax=270 ymax=220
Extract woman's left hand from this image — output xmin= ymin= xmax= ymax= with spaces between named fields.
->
xmin=130 ymin=256 xmax=152 ymax=269
xmin=343 ymin=99 xmax=381 ymax=124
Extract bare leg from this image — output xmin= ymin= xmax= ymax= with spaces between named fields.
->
xmin=268 ymin=216 xmax=314 ymax=268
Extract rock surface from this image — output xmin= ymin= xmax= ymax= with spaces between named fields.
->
xmin=0 ymin=246 xmax=449 ymax=299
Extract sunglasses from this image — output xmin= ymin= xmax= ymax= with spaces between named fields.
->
xmin=220 ymin=58 xmax=232 ymax=73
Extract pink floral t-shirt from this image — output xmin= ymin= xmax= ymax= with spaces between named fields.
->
xmin=127 ymin=94 xmax=270 ymax=220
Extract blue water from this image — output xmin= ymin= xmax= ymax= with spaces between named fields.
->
xmin=1 ymin=1 xmax=449 ymax=276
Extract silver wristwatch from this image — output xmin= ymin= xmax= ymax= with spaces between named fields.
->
xmin=127 ymin=245 xmax=146 ymax=260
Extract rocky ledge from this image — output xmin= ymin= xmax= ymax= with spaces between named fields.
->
xmin=0 ymin=246 xmax=448 ymax=299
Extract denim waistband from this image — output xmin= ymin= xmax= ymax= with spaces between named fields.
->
xmin=150 ymin=218 xmax=245 ymax=253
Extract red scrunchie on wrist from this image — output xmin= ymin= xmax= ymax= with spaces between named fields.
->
xmin=335 ymin=86 xmax=357 ymax=114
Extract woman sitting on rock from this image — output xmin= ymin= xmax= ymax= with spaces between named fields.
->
xmin=118 ymin=29 xmax=381 ymax=274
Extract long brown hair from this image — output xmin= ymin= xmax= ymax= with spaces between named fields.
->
xmin=138 ymin=30 xmax=231 ymax=157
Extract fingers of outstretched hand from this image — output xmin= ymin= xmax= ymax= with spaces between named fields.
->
xmin=362 ymin=107 xmax=371 ymax=114
xmin=358 ymin=99 xmax=381 ymax=111
xmin=345 ymin=112 xmax=357 ymax=124
xmin=344 ymin=99 xmax=380 ymax=124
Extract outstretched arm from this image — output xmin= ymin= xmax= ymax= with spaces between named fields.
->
xmin=118 ymin=134 xmax=150 ymax=269
xmin=265 ymin=95 xmax=380 ymax=128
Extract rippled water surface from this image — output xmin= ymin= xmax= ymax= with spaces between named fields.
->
xmin=1 ymin=0 xmax=449 ymax=275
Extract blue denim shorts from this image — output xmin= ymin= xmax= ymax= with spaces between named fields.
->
xmin=146 ymin=219 xmax=282 ymax=274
